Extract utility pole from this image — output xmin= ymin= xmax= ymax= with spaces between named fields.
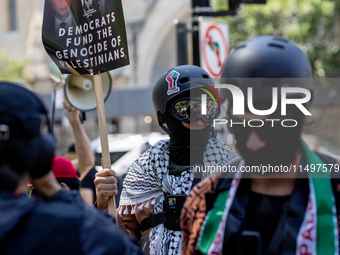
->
xmin=191 ymin=0 xmax=202 ymax=66
xmin=191 ymin=0 xmax=236 ymax=67
xmin=176 ymin=22 xmax=189 ymax=66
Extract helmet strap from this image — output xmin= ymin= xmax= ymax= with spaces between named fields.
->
xmin=160 ymin=124 xmax=170 ymax=135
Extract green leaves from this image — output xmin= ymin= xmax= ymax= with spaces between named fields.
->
xmin=0 ymin=53 xmax=28 ymax=82
xmin=212 ymin=0 xmax=340 ymax=77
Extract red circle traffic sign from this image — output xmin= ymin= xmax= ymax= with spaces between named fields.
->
xmin=202 ymin=24 xmax=229 ymax=77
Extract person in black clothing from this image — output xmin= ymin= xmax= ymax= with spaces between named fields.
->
xmin=0 ymin=81 xmax=142 ymax=255
xmin=66 ymin=143 xmax=97 ymax=205
xmin=66 ymin=143 xmax=124 ymax=206
xmin=80 ymin=167 xmax=97 ymax=203
xmin=181 ymin=35 xmax=340 ymax=255
xmin=94 ymin=65 xmax=239 ymax=254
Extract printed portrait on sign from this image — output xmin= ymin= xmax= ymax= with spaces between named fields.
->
xmin=42 ymin=0 xmax=77 ymax=41
xmin=42 ymin=0 xmax=129 ymax=75
xmin=53 ymin=0 xmax=76 ymax=37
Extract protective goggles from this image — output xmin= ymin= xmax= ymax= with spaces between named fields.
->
xmin=171 ymin=97 xmax=220 ymax=124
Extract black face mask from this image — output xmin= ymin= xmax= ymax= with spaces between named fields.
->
xmin=230 ymin=106 xmax=305 ymax=169
xmin=236 ymin=136 xmax=300 ymax=168
xmin=233 ymin=121 xmax=302 ymax=169
xmin=164 ymin=114 xmax=212 ymax=166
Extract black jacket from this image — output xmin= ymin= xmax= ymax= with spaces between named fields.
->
xmin=0 ymin=189 xmax=142 ymax=255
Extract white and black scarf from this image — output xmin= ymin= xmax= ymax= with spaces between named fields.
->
xmin=118 ymin=138 xmax=239 ymax=255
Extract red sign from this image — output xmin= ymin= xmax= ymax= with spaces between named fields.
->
xmin=200 ymin=19 xmax=229 ymax=78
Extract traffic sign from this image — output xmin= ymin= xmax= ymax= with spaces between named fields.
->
xmin=199 ymin=18 xmax=229 ymax=78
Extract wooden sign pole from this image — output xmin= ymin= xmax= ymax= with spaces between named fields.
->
xmin=93 ymin=73 xmax=117 ymax=218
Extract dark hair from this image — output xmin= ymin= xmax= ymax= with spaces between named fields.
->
xmin=67 ymin=143 xmax=76 ymax=153
xmin=0 ymin=166 xmax=21 ymax=192
xmin=57 ymin=178 xmax=80 ymax=190
xmin=0 ymin=139 xmax=36 ymax=177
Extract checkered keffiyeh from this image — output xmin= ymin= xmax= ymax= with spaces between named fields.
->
xmin=119 ymin=138 xmax=239 ymax=255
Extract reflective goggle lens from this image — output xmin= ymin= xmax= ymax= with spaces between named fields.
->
xmin=173 ymin=99 xmax=219 ymax=122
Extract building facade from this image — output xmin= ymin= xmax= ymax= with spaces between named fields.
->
xmin=0 ymin=0 xmax=191 ymax=154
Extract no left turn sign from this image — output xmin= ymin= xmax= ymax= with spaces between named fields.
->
xmin=199 ymin=18 xmax=229 ymax=78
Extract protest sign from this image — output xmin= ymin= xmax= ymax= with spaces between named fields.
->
xmin=42 ymin=0 xmax=129 ymax=75
xmin=42 ymin=0 xmax=130 ymax=218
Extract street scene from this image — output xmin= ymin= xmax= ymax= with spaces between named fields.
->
xmin=1 ymin=0 xmax=340 ymax=254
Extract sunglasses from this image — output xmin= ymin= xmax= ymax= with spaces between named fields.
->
xmin=171 ymin=97 xmax=220 ymax=124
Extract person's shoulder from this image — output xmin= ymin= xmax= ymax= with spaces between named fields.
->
xmin=182 ymin=177 xmax=221 ymax=230
xmin=79 ymin=202 xmax=143 ymax=255
xmin=31 ymin=191 xmax=142 ymax=254
xmin=41 ymin=189 xmax=115 ymax=229
xmin=32 ymin=190 xmax=84 ymax=218
xmin=189 ymin=177 xmax=220 ymax=201
xmin=317 ymin=152 xmax=340 ymax=179
xmin=317 ymin=152 xmax=339 ymax=165
xmin=208 ymin=137 xmax=240 ymax=157
xmin=135 ymin=139 xmax=170 ymax=166
xmin=150 ymin=139 xmax=170 ymax=152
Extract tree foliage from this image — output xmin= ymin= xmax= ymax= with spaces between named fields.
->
xmin=0 ymin=53 xmax=28 ymax=82
xmin=213 ymin=0 xmax=340 ymax=77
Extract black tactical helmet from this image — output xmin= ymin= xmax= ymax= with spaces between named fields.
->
xmin=220 ymin=35 xmax=313 ymax=108
xmin=152 ymin=65 xmax=215 ymax=126
xmin=219 ymin=36 xmax=314 ymax=167
xmin=221 ymin=35 xmax=312 ymax=79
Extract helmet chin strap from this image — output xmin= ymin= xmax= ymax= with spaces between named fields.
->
xmin=160 ymin=124 xmax=170 ymax=135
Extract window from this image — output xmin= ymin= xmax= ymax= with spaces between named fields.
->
xmin=9 ymin=0 xmax=17 ymax=31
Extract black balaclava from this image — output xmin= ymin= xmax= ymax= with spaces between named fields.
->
xmin=232 ymin=104 xmax=304 ymax=168
xmin=164 ymin=113 xmax=212 ymax=166
xmin=235 ymin=130 xmax=301 ymax=168
xmin=164 ymin=89 xmax=213 ymax=166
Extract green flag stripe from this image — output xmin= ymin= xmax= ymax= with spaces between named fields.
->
xmin=198 ymin=142 xmax=337 ymax=255
xmin=197 ymin=189 xmax=230 ymax=254
xmin=301 ymin=141 xmax=336 ymax=255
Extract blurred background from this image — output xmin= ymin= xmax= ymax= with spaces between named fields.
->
xmin=0 ymin=0 xmax=339 ymax=163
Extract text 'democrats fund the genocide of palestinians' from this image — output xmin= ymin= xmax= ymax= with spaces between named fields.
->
xmin=42 ymin=0 xmax=129 ymax=75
